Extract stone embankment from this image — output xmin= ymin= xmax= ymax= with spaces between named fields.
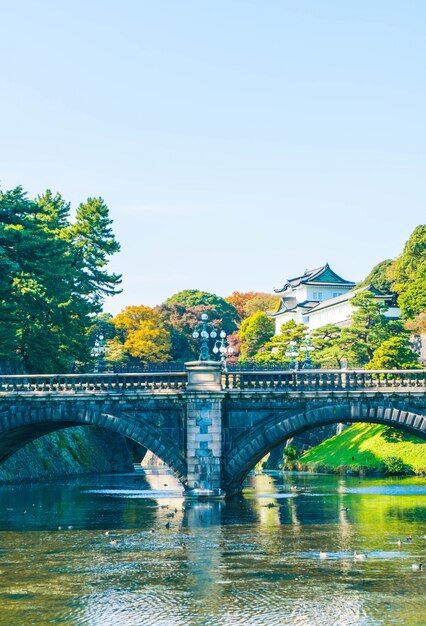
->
xmin=0 ymin=426 xmax=134 ymax=484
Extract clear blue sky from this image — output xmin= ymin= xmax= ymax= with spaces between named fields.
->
xmin=1 ymin=1 xmax=425 ymax=314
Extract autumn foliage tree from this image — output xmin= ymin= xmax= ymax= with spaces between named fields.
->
xmin=110 ymin=305 xmax=172 ymax=365
xmin=226 ymin=291 xmax=278 ymax=319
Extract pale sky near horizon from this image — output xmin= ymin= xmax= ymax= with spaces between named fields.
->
xmin=1 ymin=1 xmax=425 ymax=314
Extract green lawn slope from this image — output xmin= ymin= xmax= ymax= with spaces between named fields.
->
xmin=297 ymin=423 xmax=426 ymax=475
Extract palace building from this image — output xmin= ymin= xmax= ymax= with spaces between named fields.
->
xmin=268 ymin=263 xmax=400 ymax=334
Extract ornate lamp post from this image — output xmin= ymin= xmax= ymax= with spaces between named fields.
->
xmin=192 ymin=313 xmax=218 ymax=361
xmin=92 ymin=334 xmax=108 ymax=372
xmin=299 ymin=332 xmax=315 ymax=369
xmin=285 ymin=340 xmax=298 ymax=369
xmin=212 ymin=330 xmax=234 ymax=371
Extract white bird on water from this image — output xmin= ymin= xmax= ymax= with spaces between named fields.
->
xmin=411 ymin=563 xmax=423 ymax=571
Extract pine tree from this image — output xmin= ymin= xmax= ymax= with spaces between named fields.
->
xmin=0 ymin=187 xmax=121 ymax=373
xmin=70 ymin=197 xmax=122 ymax=311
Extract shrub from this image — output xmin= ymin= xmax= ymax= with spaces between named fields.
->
xmin=382 ymin=455 xmax=411 ymax=475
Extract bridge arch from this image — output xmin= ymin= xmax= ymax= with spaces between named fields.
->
xmin=0 ymin=403 xmax=187 ymax=486
xmin=222 ymin=400 xmax=426 ymax=495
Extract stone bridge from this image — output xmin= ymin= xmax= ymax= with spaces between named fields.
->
xmin=0 ymin=363 xmax=425 ymax=497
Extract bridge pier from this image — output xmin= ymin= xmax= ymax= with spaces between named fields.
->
xmin=185 ymin=362 xmax=225 ymax=498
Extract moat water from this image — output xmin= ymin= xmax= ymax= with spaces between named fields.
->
xmin=0 ymin=470 xmax=425 ymax=626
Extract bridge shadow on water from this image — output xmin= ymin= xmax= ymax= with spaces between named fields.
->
xmin=0 ymin=468 xmax=425 ymax=535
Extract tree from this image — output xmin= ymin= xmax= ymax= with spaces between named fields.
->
xmin=111 ymin=305 xmax=172 ymax=364
xmin=405 ymin=310 xmax=426 ymax=334
xmin=391 ymin=225 xmax=426 ymax=319
xmin=159 ymin=290 xmax=240 ymax=361
xmin=0 ymin=187 xmax=27 ymax=364
xmin=226 ymin=330 xmax=241 ymax=362
xmin=254 ymin=320 xmax=307 ymax=365
xmin=225 ymin=291 xmax=258 ymax=319
xmin=88 ymin=313 xmax=116 ymax=348
xmin=357 ymin=259 xmax=395 ymax=295
xmin=165 ymin=290 xmax=239 ymax=332
xmin=307 ymin=291 xmax=410 ymax=368
xmin=239 ymin=312 xmax=274 ymax=360
xmin=0 ymin=187 xmax=85 ymax=371
xmin=158 ymin=302 xmax=213 ymax=361
xmin=366 ymin=337 xmax=419 ymax=370
xmin=70 ymin=197 xmax=122 ymax=312
xmin=0 ymin=186 xmax=121 ymax=373
xmin=342 ymin=292 xmax=399 ymax=365
xmin=225 ymin=291 xmax=278 ymax=319
xmin=243 ymin=293 xmax=279 ymax=318
xmin=311 ymin=324 xmax=345 ymax=368
xmin=396 ymin=264 xmax=426 ymax=320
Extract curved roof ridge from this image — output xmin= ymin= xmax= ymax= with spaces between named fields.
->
xmin=274 ymin=263 xmax=354 ymax=292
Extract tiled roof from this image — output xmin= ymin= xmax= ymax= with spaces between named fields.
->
xmin=274 ymin=263 xmax=355 ymax=293
xmin=267 ymin=298 xmax=319 ymax=317
xmin=309 ymin=285 xmax=390 ymax=313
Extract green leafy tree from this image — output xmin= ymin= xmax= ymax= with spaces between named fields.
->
xmin=165 ymin=290 xmax=239 ymax=332
xmin=341 ymin=292 xmax=399 ymax=365
xmin=396 ymin=264 xmax=426 ymax=320
xmin=0 ymin=187 xmax=28 ymax=364
xmin=366 ymin=337 xmax=419 ymax=370
xmin=311 ymin=324 xmax=345 ymax=368
xmin=0 ymin=187 xmax=81 ymax=371
xmin=357 ymin=259 xmax=395 ymax=295
xmin=70 ymin=197 xmax=122 ymax=311
xmin=0 ymin=187 xmax=121 ymax=373
xmin=309 ymin=292 xmax=409 ymax=368
xmin=391 ymin=225 xmax=426 ymax=319
xmin=254 ymin=320 xmax=306 ymax=365
xmin=239 ymin=311 xmax=274 ymax=360
xmin=159 ymin=290 xmax=239 ymax=361
xmin=88 ymin=313 xmax=116 ymax=350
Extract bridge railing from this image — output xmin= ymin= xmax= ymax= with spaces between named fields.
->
xmin=0 ymin=372 xmax=187 ymax=394
xmin=0 ymin=369 xmax=425 ymax=395
xmin=223 ymin=369 xmax=426 ymax=391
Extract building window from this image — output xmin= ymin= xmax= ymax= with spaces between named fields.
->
xmin=313 ymin=292 xmax=317 ymax=300
xmin=318 ymin=292 xmax=323 ymax=300
xmin=333 ymin=292 xmax=338 ymax=298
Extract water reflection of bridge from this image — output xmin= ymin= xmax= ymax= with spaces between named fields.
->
xmin=2 ymin=471 xmax=422 ymax=625
xmin=0 ymin=363 xmax=425 ymax=496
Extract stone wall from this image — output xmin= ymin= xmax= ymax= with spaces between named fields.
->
xmin=0 ymin=426 xmax=134 ymax=484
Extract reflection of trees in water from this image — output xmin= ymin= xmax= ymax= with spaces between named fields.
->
xmin=0 ymin=471 xmax=425 ymax=626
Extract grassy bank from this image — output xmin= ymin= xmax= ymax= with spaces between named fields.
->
xmin=297 ymin=423 xmax=426 ymax=475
